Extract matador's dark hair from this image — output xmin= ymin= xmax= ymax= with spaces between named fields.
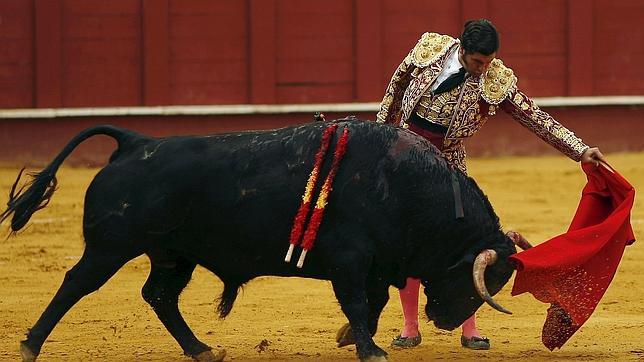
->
xmin=460 ymin=19 xmax=499 ymax=56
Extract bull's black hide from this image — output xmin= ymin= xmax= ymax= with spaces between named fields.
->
xmin=1 ymin=120 xmax=516 ymax=361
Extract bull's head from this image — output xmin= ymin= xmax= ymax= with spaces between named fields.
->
xmin=422 ymin=231 xmax=530 ymax=330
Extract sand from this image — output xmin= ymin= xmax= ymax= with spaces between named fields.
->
xmin=0 ymin=152 xmax=642 ymax=361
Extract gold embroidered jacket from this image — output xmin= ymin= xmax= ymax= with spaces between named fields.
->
xmin=376 ymin=32 xmax=589 ymax=173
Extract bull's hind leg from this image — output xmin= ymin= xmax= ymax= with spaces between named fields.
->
xmin=142 ymin=253 xmax=225 ymax=362
xmin=20 ymin=245 xmax=137 ymax=362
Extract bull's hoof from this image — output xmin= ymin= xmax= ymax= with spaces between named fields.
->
xmin=19 ymin=341 xmax=37 ymax=362
xmin=361 ymin=355 xmax=388 ymax=362
xmin=335 ymin=323 xmax=355 ymax=347
xmin=193 ymin=349 xmax=226 ymax=362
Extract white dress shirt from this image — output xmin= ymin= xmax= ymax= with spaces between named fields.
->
xmin=430 ymin=45 xmax=463 ymax=92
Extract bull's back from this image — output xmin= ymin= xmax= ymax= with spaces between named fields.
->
xmin=82 ymin=122 xmax=390 ymax=245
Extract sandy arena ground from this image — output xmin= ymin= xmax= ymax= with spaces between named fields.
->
xmin=0 ymin=152 xmax=643 ymax=361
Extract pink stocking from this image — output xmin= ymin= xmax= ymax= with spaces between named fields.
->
xmin=398 ymin=277 xmax=421 ymax=337
xmin=461 ymin=314 xmax=482 ymax=338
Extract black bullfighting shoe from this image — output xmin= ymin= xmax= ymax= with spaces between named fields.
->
xmin=390 ymin=332 xmax=422 ymax=348
xmin=460 ymin=335 xmax=490 ymax=350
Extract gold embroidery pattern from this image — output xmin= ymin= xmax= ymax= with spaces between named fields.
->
xmin=446 ymin=78 xmax=488 ymax=140
xmin=504 ymin=89 xmax=589 ymax=161
xmin=442 ymin=139 xmax=468 ymax=174
xmin=376 ymin=49 xmax=415 ymax=124
xmin=411 ymin=32 xmax=457 ymax=68
xmin=400 ymin=44 xmax=457 ymax=126
xmin=377 ymin=33 xmax=457 ymax=125
xmin=480 ymin=59 xmax=517 ymax=105
xmin=414 ymin=86 xmax=460 ymax=128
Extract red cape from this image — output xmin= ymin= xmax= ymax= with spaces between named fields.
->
xmin=509 ymin=162 xmax=635 ymax=350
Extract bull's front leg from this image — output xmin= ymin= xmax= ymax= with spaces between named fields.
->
xmin=330 ymin=258 xmax=387 ymax=361
xmin=336 ymin=277 xmax=390 ymax=348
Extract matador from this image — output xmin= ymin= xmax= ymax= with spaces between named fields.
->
xmin=376 ymin=31 xmax=589 ymax=173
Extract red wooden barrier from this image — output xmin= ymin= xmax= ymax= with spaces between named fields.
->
xmin=1 ymin=0 xmax=644 ymax=108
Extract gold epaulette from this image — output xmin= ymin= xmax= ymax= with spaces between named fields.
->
xmin=411 ymin=32 xmax=456 ymax=68
xmin=480 ymin=58 xmax=517 ymax=105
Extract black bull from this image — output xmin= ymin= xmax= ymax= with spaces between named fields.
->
xmin=1 ymin=120 xmax=516 ymax=361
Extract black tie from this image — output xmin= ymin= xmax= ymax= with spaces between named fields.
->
xmin=433 ymin=67 xmax=466 ymax=95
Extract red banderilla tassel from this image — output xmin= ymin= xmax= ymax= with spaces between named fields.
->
xmin=297 ymin=127 xmax=350 ymax=268
xmin=285 ymin=124 xmax=338 ymax=262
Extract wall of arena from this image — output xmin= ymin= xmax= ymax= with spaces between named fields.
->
xmin=1 ymin=0 xmax=643 ymax=165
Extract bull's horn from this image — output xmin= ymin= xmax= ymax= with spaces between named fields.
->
xmin=473 ymin=249 xmax=512 ymax=315
xmin=506 ymin=231 xmax=533 ymax=250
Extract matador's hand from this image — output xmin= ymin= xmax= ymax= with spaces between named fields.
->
xmin=581 ymin=147 xmax=606 ymax=166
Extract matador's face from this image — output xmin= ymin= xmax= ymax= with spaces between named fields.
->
xmin=460 ymin=49 xmax=496 ymax=78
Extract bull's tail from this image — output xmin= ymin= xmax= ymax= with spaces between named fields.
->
xmin=216 ymin=279 xmax=244 ymax=319
xmin=1 ymin=125 xmax=140 ymax=232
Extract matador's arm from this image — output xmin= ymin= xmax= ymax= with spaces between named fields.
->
xmin=482 ymin=59 xmax=588 ymax=161
xmin=501 ymin=90 xmax=589 ymax=161
xmin=376 ymin=49 xmax=416 ymax=125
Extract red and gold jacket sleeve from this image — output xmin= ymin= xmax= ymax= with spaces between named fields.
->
xmin=376 ymin=49 xmax=416 ymax=125
xmin=500 ymin=90 xmax=589 ymax=161
xmin=482 ymin=59 xmax=589 ymax=161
